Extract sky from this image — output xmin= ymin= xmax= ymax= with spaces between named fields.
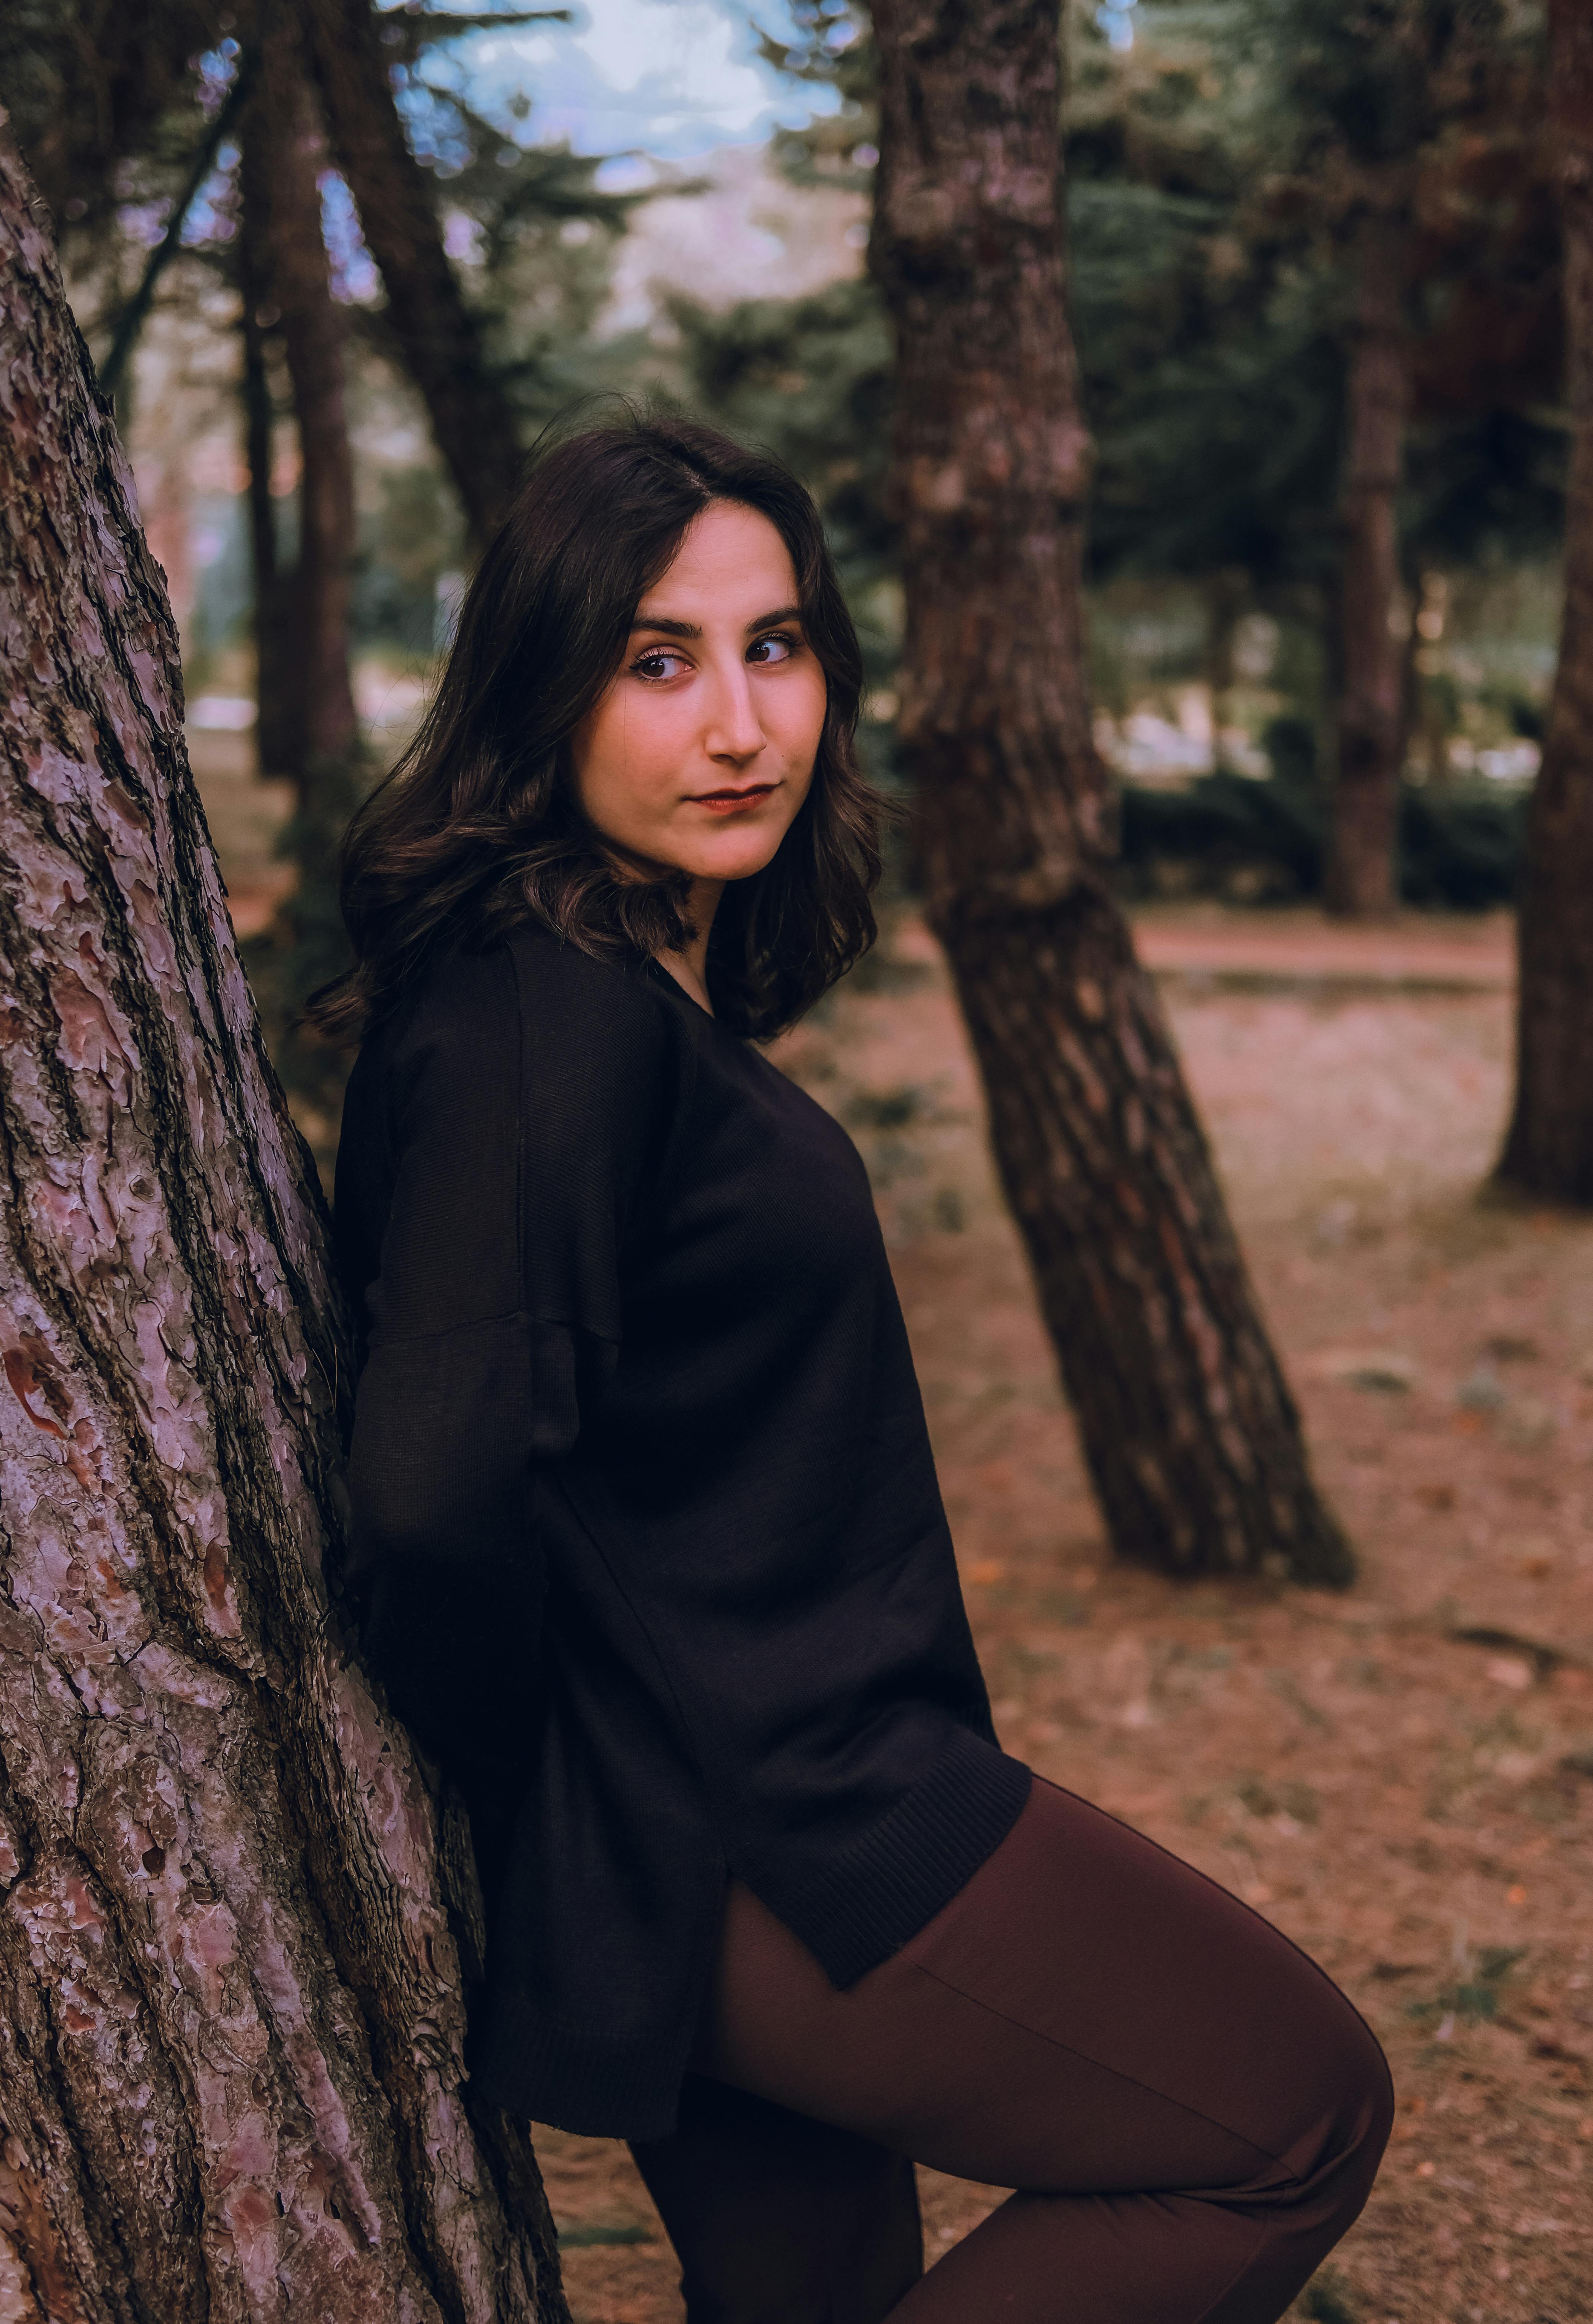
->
xmin=426 ymin=0 xmax=840 ymax=170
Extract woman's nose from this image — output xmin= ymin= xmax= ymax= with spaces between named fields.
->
xmin=703 ymin=661 xmax=764 ymax=760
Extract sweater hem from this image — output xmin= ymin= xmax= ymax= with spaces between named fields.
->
xmin=764 ymin=1735 xmax=1033 ymax=1991
xmin=466 ymin=1990 xmax=695 ymax=2143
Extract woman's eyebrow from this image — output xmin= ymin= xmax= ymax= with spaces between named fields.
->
xmin=628 ymin=605 xmax=803 ymax=638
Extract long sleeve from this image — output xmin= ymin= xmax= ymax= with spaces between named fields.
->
xmin=334 ymin=931 xmax=686 ymax=1791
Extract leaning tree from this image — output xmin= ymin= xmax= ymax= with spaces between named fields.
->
xmin=868 ymin=0 xmax=1350 ymax=1583
xmin=0 ymin=124 xmax=566 ymax=2321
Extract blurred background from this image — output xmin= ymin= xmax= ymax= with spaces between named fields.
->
xmin=7 ymin=3 xmax=1592 ymax=2318
xmin=9 ymin=0 xmax=1565 ymax=1161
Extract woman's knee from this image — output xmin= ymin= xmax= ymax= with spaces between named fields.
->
xmin=1277 ymin=1981 xmax=1396 ymax=2231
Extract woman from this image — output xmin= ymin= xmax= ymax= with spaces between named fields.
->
xmin=324 ymin=412 xmax=1392 ymax=2324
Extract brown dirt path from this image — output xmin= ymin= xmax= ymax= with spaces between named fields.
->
xmin=541 ymin=907 xmax=1593 ymax=2324
xmin=1130 ymin=902 xmax=1515 ymax=993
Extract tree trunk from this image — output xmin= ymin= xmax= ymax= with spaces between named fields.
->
xmin=867 ymin=1 xmax=1349 ymax=1584
xmin=238 ymin=11 xmax=368 ymax=1117
xmin=294 ymin=0 xmax=524 ymax=543
xmin=1496 ymin=0 xmax=1593 ymax=1205
xmin=0 ymin=126 xmax=569 ymax=2322
xmin=240 ymin=4 xmax=361 ymax=790
xmin=1325 ymin=200 xmax=1411 ymax=919
xmin=237 ymin=164 xmax=302 ymax=783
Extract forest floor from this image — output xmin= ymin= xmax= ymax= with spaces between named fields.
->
xmin=196 ymin=736 xmax=1593 ymax=2324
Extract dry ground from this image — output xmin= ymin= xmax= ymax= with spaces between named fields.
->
xmin=533 ymin=907 xmax=1593 ymax=2324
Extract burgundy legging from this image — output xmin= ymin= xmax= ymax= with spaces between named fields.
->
xmin=629 ymin=1776 xmax=1393 ymax=2323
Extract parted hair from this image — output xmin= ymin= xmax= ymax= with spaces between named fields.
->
xmin=309 ymin=408 xmax=883 ymax=1044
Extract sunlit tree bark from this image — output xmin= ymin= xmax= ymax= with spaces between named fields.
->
xmin=868 ymin=0 xmax=1349 ymax=1584
xmin=0 ymin=121 xmax=568 ymax=2322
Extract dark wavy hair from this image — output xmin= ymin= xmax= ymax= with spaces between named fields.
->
xmin=308 ymin=409 xmax=884 ymax=1044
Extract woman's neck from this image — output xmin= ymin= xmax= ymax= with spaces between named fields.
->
xmin=657 ymin=876 xmax=724 ymax=1016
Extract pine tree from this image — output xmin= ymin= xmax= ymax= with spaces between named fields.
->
xmin=868 ymin=0 xmax=1351 ymax=1583
xmin=0 ymin=121 xmax=569 ymax=2322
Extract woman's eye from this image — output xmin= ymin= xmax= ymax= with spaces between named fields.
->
xmin=633 ymin=649 xmax=689 ymax=681
xmin=748 ymin=633 xmax=796 ymax=665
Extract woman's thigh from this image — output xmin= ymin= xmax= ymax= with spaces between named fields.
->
xmin=630 ymin=2077 xmax=922 ymax=2324
xmin=696 ymin=1774 xmax=1393 ymax=2208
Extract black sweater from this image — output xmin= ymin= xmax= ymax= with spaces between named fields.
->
xmin=333 ymin=920 xmax=1029 ymax=2138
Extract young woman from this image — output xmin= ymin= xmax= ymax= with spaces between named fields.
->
xmin=324 ymin=413 xmax=1392 ymax=2324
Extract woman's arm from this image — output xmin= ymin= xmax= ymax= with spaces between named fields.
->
xmin=338 ymin=933 xmax=683 ymax=1790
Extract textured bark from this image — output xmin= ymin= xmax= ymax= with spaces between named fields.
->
xmin=239 ymin=6 xmax=360 ymax=789
xmin=294 ymin=0 xmax=523 ymax=543
xmin=868 ymin=0 xmax=1348 ymax=1584
xmin=0 ymin=125 xmax=569 ymax=2323
xmin=1325 ymin=200 xmax=1412 ymax=920
xmin=1496 ymin=0 xmax=1593 ymax=1205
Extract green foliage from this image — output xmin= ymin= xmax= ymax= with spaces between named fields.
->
xmin=386 ymin=68 xmax=645 ymax=430
xmin=1405 ymin=1941 xmax=1528 ymax=2027
xmin=1065 ymin=2 xmax=1345 ymax=592
xmin=670 ymin=280 xmax=893 ymax=600
xmin=754 ymin=1 xmax=877 ymax=189
xmin=350 ymin=458 xmax=466 ymax=655
xmin=0 ymin=0 xmax=223 ymax=247
xmin=1119 ymin=734 xmax=1529 ymax=908
xmin=700 ymin=0 xmax=1562 ymax=899
xmin=670 ymin=275 xmax=900 ymax=790
xmin=1299 ymin=2263 xmax=1359 ymax=2324
xmin=1066 ymin=0 xmax=1559 ymax=592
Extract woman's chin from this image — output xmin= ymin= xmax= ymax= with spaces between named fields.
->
xmin=679 ymin=826 xmax=793 ymax=885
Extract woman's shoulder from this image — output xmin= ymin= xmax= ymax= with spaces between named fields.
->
xmin=375 ymin=917 xmax=678 ymax=1053
xmin=500 ymin=916 xmax=682 ymax=1046
xmin=379 ymin=918 xmax=695 ymax=1133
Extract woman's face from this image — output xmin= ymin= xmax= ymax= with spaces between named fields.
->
xmin=570 ymin=501 xmax=829 ymax=890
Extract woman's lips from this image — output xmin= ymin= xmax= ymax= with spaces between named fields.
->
xmin=691 ymin=784 xmax=777 ymax=814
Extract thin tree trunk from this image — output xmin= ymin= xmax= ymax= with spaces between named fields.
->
xmin=1325 ymin=200 xmax=1411 ymax=919
xmin=0 ymin=126 xmax=569 ymax=2322
xmin=236 ymin=169 xmax=301 ymax=781
xmin=294 ymin=0 xmax=524 ymax=543
xmin=238 ymin=10 xmax=368 ymax=1111
xmin=868 ymin=0 xmax=1348 ymax=1584
xmin=240 ymin=3 xmax=361 ymax=790
xmin=1496 ymin=0 xmax=1593 ymax=1204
